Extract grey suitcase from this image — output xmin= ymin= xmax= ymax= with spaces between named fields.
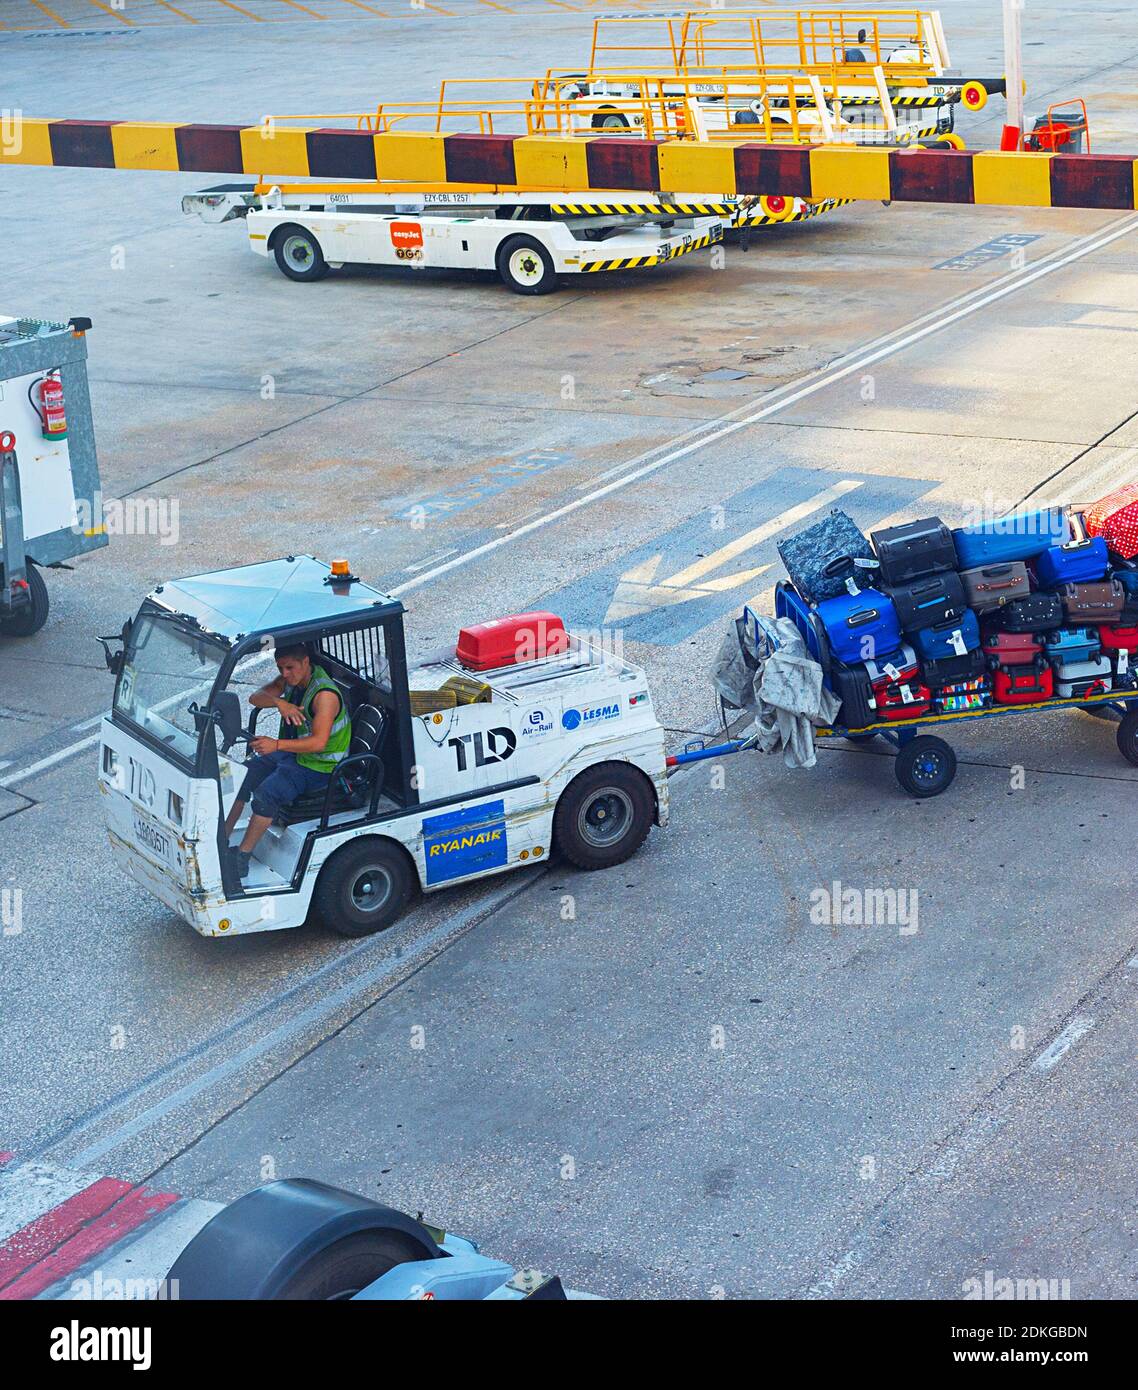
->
xmin=960 ymin=561 xmax=1030 ymax=614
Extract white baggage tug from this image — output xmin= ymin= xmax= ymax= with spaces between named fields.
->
xmin=98 ymin=556 xmax=668 ymax=938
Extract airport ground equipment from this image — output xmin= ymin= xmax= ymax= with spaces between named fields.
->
xmin=99 ymin=556 xmax=668 ymax=938
xmin=167 ymin=1179 xmax=581 ymax=1300
xmin=0 ymin=315 xmax=105 ymax=638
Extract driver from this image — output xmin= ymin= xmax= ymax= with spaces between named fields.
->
xmin=223 ymin=644 xmax=351 ymax=878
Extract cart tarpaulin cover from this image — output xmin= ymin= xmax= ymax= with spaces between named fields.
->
xmin=712 ymin=613 xmax=840 ymax=768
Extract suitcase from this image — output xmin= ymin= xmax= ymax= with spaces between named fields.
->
xmin=777 ymin=509 xmax=880 ymax=604
xmin=920 ymin=647 xmax=987 ymax=688
xmin=775 ymin=581 xmax=831 ymax=674
xmin=890 ymin=571 xmax=967 ymax=631
xmin=1034 ymin=536 xmax=1109 ymax=587
xmin=1057 ymin=579 xmax=1126 ymax=623
xmin=933 ymin=677 xmax=990 ymax=713
xmin=1054 ymin=656 xmax=1113 ymax=699
xmin=1112 ymin=568 xmax=1138 ymax=598
xmin=870 ymin=516 xmax=956 ymax=586
xmin=1083 ymin=481 xmax=1138 ymax=559
xmin=959 ymin=561 xmax=1030 ymax=614
xmin=816 ymin=588 xmax=902 ymax=665
xmin=951 ymin=508 xmax=1069 ymax=567
xmin=981 ymin=630 xmax=1043 ymax=666
xmin=863 ymin=642 xmax=919 ymax=687
xmin=1107 ymin=648 xmax=1137 ymax=687
xmin=993 ymin=659 xmax=1054 ymax=704
xmin=999 ymin=592 xmax=1064 ymax=633
xmin=1099 ymin=623 xmax=1138 ymax=652
xmin=870 ymin=675 xmax=933 ymax=720
xmin=830 ymin=660 xmax=875 ymax=728
xmin=1043 ymin=626 xmax=1101 ymax=664
xmin=1121 ymin=597 xmax=1138 ymax=627
xmin=908 ymin=609 xmax=981 ymax=661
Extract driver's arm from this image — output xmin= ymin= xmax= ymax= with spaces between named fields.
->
xmin=277 ymin=689 xmax=338 ymax=755
xmin=250 ymin=676 xmax=287 ymax=710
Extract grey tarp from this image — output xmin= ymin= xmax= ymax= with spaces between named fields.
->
xmin=711 ymin=614 xmax=841 ymax=769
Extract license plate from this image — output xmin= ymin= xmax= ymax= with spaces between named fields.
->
xmin=132 ymin=809 xmax=178 ymax=869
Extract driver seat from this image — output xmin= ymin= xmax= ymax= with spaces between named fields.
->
xmin=274 ymin=702 xmax=387 ymax=825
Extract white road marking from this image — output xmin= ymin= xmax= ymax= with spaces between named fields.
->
xmin=47 ymin=1198 xmax=223 ymax=1299
xmin=0 ymin=1159 xmax=99 ymax=1245
xmin=0 ymin=733 xmax=101 ymax=790
xmin=3 ymin=215 xmax=1136 ymax=793
xmin=1032 ymin=1015 xmax=1096 ymax=1072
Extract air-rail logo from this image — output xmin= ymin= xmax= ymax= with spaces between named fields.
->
xmin=390 ymin=221 xmax=423 ymax=248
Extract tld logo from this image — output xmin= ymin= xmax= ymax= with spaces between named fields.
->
xmin=448 ymin=727 xmax=516 ymax=772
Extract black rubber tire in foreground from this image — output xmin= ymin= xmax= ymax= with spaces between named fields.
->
xmin=1116 ymin=708 xmax=1138 ymax=766
xmin=553 ymin=761 xmax=655 ymax=869
xmin=274 ymin=1231 xmax=426 ymax=1300
xmin=272 ymin=225 xmax=330 ymax=282
xmin=0 ymin=563 xmax=49 ymax=637
xmin=894 ymin=735 xmax=957 ymax=797
xmin=311 ymin=837 xmax=414 ymax=937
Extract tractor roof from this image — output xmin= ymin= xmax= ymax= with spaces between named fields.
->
xmin=148 ymin=555 xmax=402 ymax=643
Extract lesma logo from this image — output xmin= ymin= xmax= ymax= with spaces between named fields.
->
xmin=562 ymin=702 xmax=621 ymax=732
xmin=390 ymin=221 xmax=424 ymax=249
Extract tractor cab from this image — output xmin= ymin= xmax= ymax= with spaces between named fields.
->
xmin=100 ymin=556 xmax=668 ymax=939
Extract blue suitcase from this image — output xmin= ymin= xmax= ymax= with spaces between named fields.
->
xmin=1043 ymin=626 xmax=1101 ymax=663
xmin=1111 ymin=567 xmax=1138 ymax=597
xmin=952 ymin=508 xmax=1069 ymax=568
xmin=816 ymin=588 xmax=902 ymax=665
xmin=909 ymin=608 xmax=981 ymax=662
xmin=1034 ymin=537 xmax=1109 ymax=587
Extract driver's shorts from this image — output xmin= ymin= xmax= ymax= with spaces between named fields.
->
xmin=238 ymin=750 xmax=332 ymax=818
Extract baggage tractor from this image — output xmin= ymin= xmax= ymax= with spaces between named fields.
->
xmin=1034 ymin=536 xmax=1109 ymax=587
xmin=1054 ymin=656 xmax=1113 ymax=699
xmin=1043 ymin=626 xmax=1101 ymax=664
xmin=920 ymin=647 xmax=987 ymax=688
xmin=870 ymin=516 xmax=956 ymax=586
xmin=981 ymin=630 xmax=1043 ymax=666
xmin=870 ymin=675 xmax=932 ymax=720
xmin=993 ymin=659 xmax=1054 ymax=704
xmin=864 ymin=642 xmax=919 ymax=687
xmin=951 ymin=508 xmax=1069 ymax=568
xmin=998 ymin=591 xmax=1064 ymax=633
xmin=1082 ymin=482 xmax=1138 ymax=559
xmin=908 ymin=609 xmax=981 ymax=662
xmin=933 ymin=677 xmax=990 ymax=713
xmin=960 ymin=561 xmax=1029 ymax=614
xmin=830 ymin=660 xmax=875 ymax=728
xmin=1099 ymin=623 xmax=1138 ymax=652
xmin=776 ymin=509 xmax=880 ymax=604
xmin=1057 ymin=579 xmax=1126 ymax=623
xmin=816 ymin=588 xmax=902 ymax=665
xmin=890 ymin=571 xmax=967 ymax=632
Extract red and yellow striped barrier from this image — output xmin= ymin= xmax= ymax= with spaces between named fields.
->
xmin=4 ymin=118 xmax=1138 ymax=210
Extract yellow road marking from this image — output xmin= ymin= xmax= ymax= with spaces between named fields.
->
xmin=87 ymin=0 xmax=135 ymax=21
xmin=476 ymin=0 xmax=513 ymax=10
xmin=336 ymin=0 xmax=390 ymax=13
xmin=211 ymin=0 xmax=264 ymax=17
xmin=152 ymin=0 xmax=198 ymax=18
xmin=274 ymin=0 xmax=327 ymax=15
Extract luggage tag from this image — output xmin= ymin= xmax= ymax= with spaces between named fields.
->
xmin=844 ymin=558 xmax=879 ymax=596
xmin=882 ymin=660 xmax=903 ymax=682
xmin=1119 ymin=649 xmax=1130 ymax=675
xmin=900 ymin=684 xmax=916 ymax=704
xmin=949 ymin=628 xmax=968 ymax=656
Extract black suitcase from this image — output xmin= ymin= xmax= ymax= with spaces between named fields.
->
xmin=777 ymin=508 xmax=880 ymax=605
xmin=890 ymin=570 xmax=967 ymax=631
xmin=1000 ymin=591 xmax=1064 ymax=633
xmin=919 ymin=647 xmax=987 ymax=689
xmin=829 ymin=660 xmax=875 ymax=730
xmin=871 ymin=516 xmax=957 ymax=586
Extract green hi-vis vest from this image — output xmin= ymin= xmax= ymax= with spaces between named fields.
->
xmin=283 ymin=665 xmax=351 ymax=774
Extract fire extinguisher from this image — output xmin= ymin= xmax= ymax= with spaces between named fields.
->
xmin=32 ymin=372 xmax=68 ymax=440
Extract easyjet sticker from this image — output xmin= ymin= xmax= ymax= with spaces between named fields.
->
xmin=390 ymin=221 xmax=424 ymax=249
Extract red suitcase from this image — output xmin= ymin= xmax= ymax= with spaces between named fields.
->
xmin=993 ymin=660 xmax=1054 ymax=704
xmin=870 ymin=675 xmax=932 ymax=720
xmin=981 ymin=631 xmax=1043 ymax=666
xmin=1098 ymin=624 xmax=1138 ymax=652
xmin=1083 ymin=482 xmax=1138 ymax=559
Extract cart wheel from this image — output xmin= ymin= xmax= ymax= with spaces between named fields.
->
xmin=0 ymin=563 xmax=49 ymax=637
xmin=895 ymin=735 xmax=956 ymax=797
xmin=272 ymin=225 xmax=330 ymax=282
xmin=496 ymin=235 xmax=558 ymax=296
xmin=311 ymin=837 xmax=414 ymax=937
xmin=1116 ymin=709 xmax=1138 ymax=766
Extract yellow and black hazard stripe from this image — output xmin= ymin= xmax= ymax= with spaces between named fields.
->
xmin=5 ymin=117 xmax=1138 ymax=213
xmin=552 ymin=200 xmax=735 ymax=215
xmin=842 ymin=92 xmax=960 ymax=108
xmin=581 ymin=226 xmax=722 ymax=273
xmin=732 ymin=196 xmax=854 ymax=228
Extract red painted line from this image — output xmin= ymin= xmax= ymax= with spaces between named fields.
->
xmin=0 ymin=1176 xmax=133 ymax=1290
xmin=0 ymin=1152 xmax=14 ymax=1167
xmin=0 ymin=1184 xmax=179 ymax=1301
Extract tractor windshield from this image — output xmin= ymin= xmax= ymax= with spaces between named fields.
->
xmin=113 ymin=613 xmax=228 ymax=762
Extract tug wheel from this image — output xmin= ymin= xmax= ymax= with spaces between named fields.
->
xmin=272 ymin=224 xmax=330 ymax=282
xmin=553 ymin=762 xmax=654 ymax=869
xmin=1116 ymin=709 xmax=1138 ymax=766
xmin=0 ymin=563 xmax=49 ymax=637
xmin=312 ymin=837 xmax=414 ymax=937
xmin=496 ymin=234 xmax=558 ymax=296
xmin=894 ymin=736 xmax=956 ymax=797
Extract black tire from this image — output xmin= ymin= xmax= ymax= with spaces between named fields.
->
xmin=312 ymin=837 xmax=413 ymax=938
xmin=894 ymin=735 xmax=957 ymax=798
xmin=1117 ymin=709 xmax=1138 ymax=766
xmin=496 ymin=234 xmax=558 ymax=296
xmin=272 ymin=224 xmax=330 ymax=282
xmin=274 ymin=1231 xmax=425 ymax=1300
xmin=0 ymin=563 xmax=49 ymax=637
xmin=591 ymin=110 xmax=630 ymax=130
xmin=553 ymin=762 xmax=654 ymax=870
